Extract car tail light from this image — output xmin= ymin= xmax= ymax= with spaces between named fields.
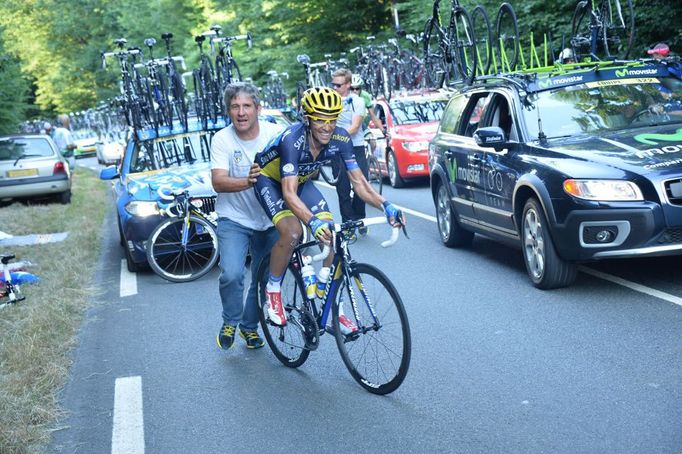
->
xmin=53 ymin=161 xmax=67 ymax=175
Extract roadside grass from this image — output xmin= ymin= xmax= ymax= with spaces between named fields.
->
xmin=0 ymin=168 xmax=109 ymax=453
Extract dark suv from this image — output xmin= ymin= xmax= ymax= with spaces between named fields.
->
xmin=429 ymin=60 xmax=682 ymax=289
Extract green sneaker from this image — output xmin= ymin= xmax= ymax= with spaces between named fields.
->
xmin=217 ymin=324 xmax=236 ymax=350
xmin=239 ymin=328 xmax=265 ymax=349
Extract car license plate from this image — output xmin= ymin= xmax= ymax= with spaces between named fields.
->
xmin=7 ymin=168 xmax=38 ymax=177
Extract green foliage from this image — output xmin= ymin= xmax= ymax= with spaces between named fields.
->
xmin=0 ymin=31 xmax=30 ymax=135
xmin=0 ymin=0 xmax=680 ymax=123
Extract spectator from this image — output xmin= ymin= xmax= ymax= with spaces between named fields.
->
xmin=331 ymin=68 xmax=368 ymax=233
xmin=53 ymin=114 xmax=76 ymax=171
xmin=211 ymin=82 xmax=283 ymax=350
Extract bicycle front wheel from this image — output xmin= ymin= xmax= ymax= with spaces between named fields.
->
xmin=367 ymin=153 xmax=383 ymax=195
xmin=332 ymin=263 xmax=411 ymax=395
xmin=450 ymin=7 xmax=478 ymax=84
xmin=495 ymin=2 xmax=520 ymax=72
xmin=146 ymin=215 xmax=219 ymax=282
xmin=319 ymin=164 xmax=339 ymax=186
xmin=256 ymin=255 xmax=311 ymax=368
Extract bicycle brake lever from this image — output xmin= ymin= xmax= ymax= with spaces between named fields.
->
xmin=398 ymin=211 xmax=409 ymax=239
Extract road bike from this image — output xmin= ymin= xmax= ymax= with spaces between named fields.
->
xmin=256 ymin=216 xmax=411 ymax=394
xmin=365 ymin=131 xmax=384 ymax=195
xmin=210 ymin=25 xmax=251 ymax=93
xmin=1 ymin=254 xmax=39 ymax=309
xmin=146 ymin=190 xmax=219 ymax=283
xmin=570 ymin=0 xmax=634 ymax=61
xmin=159 ymin=33 xmax=189 ymax=131
xmin=423 ymin=0 xmax=477 ymax=86
xmin=192 ymin=33 xmax=221 ymax=129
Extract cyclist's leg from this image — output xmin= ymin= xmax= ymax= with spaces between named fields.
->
xmin=298 ymin=180 xmax=335 ymax=268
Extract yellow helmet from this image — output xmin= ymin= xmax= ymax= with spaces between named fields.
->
xmin=301 ymin=87 xmax=342 ymax=118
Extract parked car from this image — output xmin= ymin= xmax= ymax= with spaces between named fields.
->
xmin=370 ymin=90 xmax=451 ymax=187
xmin=73 ymin=128 xmax=100 ymax=158
xmin=100 ymin=118 xmax=225 ymax=271
xmin=96 ymin=134 xmax=125 ymax=165
xmin=0 ymin=134 xmax=72 ymax=204
xmin=261 ymin=108 xmax=293 ymax=127
xmin=429 ymin=60 xmax=682 ymax=289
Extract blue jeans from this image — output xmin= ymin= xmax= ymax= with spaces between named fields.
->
xmin=217 ymin=218 xmax=278 ymax=331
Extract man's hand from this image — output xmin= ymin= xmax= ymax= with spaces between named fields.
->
xmin=308 ymin=216 xmax=333 ymax=244
xmin=382 ymin=201 xmax=404 ymax=227
xmin=247 ymin=163 xmax=261 ymax=186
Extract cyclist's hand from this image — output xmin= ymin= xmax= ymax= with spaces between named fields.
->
xmin=382 ymin=201 xmax=404 ymax=227
xmin=308 ymin=216 xmax=333 ymax=243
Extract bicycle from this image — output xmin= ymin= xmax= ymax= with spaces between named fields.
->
xmin=365 ymin=131 xmax=384 ymax=195
xmin=146 ymin=189 xmax=219 ymax=283
xmin=192 ymin=33 xmax=221 ymax=129
xmin=570 ymin=0 xmax=634 ymax=61
xmin=256 ymin=216 xmax=411 ymax=394
xmin=210 ymin=25 xmax=251 ymax=92
xmin=1 ymin=254 xmax=39 ymax=309
xmin=423 ymin=0 xmax=477 ymax=87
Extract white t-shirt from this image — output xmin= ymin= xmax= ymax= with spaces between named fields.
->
xmin=338 ymin=94 xmax=367 ymax=147
xmin=53 ymin=127 xmax=74 ymax=151
xmin=210 ymin=120 xmax=283 ymax=230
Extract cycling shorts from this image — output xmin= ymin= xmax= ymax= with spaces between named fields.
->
xmin=254 ymin=176 xmax=333 ymax=226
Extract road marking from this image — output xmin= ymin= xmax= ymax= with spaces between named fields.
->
xmin=579 ymin=266 xmax=682 ymax=307
xmin=317 ymin=179 xmax=682 ymax=306
xmin=112 ymin=376 xmax=144 ymax=454
xmin=120 ymin=259 xmax=137 ymax=297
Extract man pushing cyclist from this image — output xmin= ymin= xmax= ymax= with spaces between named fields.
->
xmin=253 ymin=86 xmax=404 ymax=331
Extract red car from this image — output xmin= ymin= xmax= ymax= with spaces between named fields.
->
xmin=369 ymin=90 xmax=451 ymax=187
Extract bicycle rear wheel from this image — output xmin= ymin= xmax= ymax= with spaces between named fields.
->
xmin=422 ymin=18 xmax=446 ymax=89
xmin=601 ymin=0 xmax=634 ymax=59
xmin=256 ymin=255 xmax=311 ymax=368
xmin=571 ymin=0 xmax=592 ymax=60
xmin=332 ymin=263 xmax=411 ymax=395
xmin=495 ymin=2 xmax=520 ymax=72
xmin=146 ymin=215 xmax=218 ymax=282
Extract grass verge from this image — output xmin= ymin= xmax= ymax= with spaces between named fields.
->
xmin=0 ymin=168 xmax=109 ymax=453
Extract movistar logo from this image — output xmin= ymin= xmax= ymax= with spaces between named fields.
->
xmin=615 ymin=68 xmax=658 ymax=78
xmin=447 ymin=156 xmax=457 ymax=181
xmin=538 ymin=79 xmax=551 ymax=89
xmin=634 ymin=128 xmax=682 ymax=145
xmin=536 ymin=75 xmax=583 ymax=89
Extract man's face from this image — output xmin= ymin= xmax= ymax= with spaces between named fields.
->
xmin=308 ymin=117 xmax=336 ymax=145
xmin=228 ymin=93 xmax=261 ymax=136
xmin=331 ymin=76 xmax=350 ymax=97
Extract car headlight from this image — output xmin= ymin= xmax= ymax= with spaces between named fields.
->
xmin=563 ymin=179 xmax=643 ymax=201
xmin=125 ymin=200 xmax=160 ymax=217
xmin=402 ymin=141 xmax=430 ymax=152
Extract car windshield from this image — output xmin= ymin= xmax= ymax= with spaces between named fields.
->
xmin=390 ymin=98 xmax=447 ymax=124
xmin=128 ymin=130 xmax=213 ymax=174
xmin=523 ymin=77 xmax=682 ymax=140
xmin=74 ymin=129 xmax=98 ymax=141
xmin=0 ymin=138 xmax=54 ymax=161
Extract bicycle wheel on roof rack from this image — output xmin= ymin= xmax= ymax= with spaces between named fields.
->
xmin=422 ymin=17 xmax=447 ymax=89
xmin=571 ymin=0 xmax=592 ymax=61
xmin=449 ymin=6 xmax=477 ymax=85
xmin=471 ymin=5 xmax=492 ymax=77
xmin=601 ymin=0 xmax=634 ymax=59
xmin=495 ymin=2 xmax=520 ymax=72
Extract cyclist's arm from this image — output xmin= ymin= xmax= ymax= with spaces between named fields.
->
xmin=368 ymin=108 xmax=384 ymax=133
xmin=346 ymin=113 xmax=364 ymax=136
xmin=347 ymin=167 xmax=385 ymax=209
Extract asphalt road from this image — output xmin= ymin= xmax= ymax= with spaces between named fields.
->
xmin=51 ymin=161 xmax=682 ymax=453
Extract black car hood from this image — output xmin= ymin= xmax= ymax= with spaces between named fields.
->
xmin=541 ymin=124 xmax=682 ymax=177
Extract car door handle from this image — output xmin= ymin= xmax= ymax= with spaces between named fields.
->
xmin=469 ymin=153 xmax=482 ymax=163
xmin=444 ymin=150 xmax=454 ymax=158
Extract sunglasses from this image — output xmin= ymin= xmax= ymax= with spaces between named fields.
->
xmin=308 ymin=115 xmax=338 ymax=125
xmin=330 ymin=82 xmax=345 ymax=88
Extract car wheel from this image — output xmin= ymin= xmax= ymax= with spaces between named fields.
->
xmin=117 ymin=216 xmax=126 ymax=247
xmin=58 ymin=190 xmax=72 ymax=205
xmin=124 ymin=243 xmax=144 ymax=273
xmin=521 ymin=198 xmax=577 ymax=289
xmin=387 ymin=150 xmax=406 ymax=188
xmin=436 ymin=181 xmax=473 ymax=247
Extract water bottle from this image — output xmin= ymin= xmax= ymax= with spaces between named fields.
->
xmin=316 ymin=266 xmax=331 ymax=299
xmin=301 ymin=261 xmax=317 ymax=300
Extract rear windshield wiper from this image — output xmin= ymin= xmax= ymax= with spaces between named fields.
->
xmin=13 ymin=153 xmax=41 ymax=166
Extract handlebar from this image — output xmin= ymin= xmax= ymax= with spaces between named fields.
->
xmin=309 ymin=216 xmax=406 ymax=262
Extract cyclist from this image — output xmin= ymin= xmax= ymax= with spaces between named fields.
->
xmin=558 ymin=48 xmax=575 ymax=64
xmin=647 ymin=43 xmax=670 ymax=60
xmin=253 ymin=86 xmax=404 ymax=331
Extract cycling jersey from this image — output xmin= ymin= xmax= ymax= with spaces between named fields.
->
xmin=255 ymin=122 xmax=359 ymax=184
xmin=254 ymin=122 xmax=360 ymax=225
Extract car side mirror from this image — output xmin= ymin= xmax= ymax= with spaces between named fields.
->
xmin=99 ymin=165 xmax=119 ymax=180
xmin=62 ymin=149 xmax=74 ymax=158
xmin=473 ymin=126 xmax=507 ymax=151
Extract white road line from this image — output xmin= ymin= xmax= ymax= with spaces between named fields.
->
xmin=318 ymin=179 xmax=682 ymax=306
xmin=120 ymin=259 xmax=137 ymax=297
xmin=579 ymin=266 xmax=682 ymax=307
xmin=112 ymin=376 xmax=144 ymax=454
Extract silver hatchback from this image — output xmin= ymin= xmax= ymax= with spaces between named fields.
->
xmin=0 ymin=135 xmax=72 ymax=204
